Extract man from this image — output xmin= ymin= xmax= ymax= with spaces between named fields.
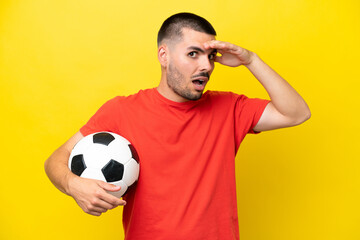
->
xmin=45 ymin=12 xmax=310 ymax=240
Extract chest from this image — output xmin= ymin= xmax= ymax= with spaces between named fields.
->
xmin=119 ymin=102 xmax=235 ymax=149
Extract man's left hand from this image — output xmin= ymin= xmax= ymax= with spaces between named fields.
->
xmin=204 ymin=40 xmax=255 ymax=67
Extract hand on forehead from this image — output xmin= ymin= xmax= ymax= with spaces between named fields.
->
xmin=204 ymin=40 xmax=240 ymax=53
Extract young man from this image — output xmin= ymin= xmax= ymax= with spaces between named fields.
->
xmin=45 ymin=13 xmax=310 ymax=240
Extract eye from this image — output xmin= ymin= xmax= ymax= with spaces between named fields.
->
xmin=188 ymin=51 xmax=197 ymax=58
xmin=208 ymin=53 xmax=216 ymax=60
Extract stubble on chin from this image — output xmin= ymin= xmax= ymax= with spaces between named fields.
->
xmin=166 ymin=63 xmax=202 ymax=101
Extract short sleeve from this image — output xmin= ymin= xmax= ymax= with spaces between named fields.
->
xmin=233 ymin=94 xmax=270 ymax=149
xmin=80 ymin=96 xmax=122 ymax=137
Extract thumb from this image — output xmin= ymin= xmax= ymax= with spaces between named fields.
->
xmin=98 ymin=181 xmax=121 ymax=192
xmin=215 ymin=55 xmax=225 ymax=65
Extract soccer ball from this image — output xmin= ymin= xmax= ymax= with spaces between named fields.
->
xmin=68 ymin=131 xmax=140 ymax=198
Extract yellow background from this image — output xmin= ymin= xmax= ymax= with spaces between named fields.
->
xmin=1 ymin=0 xmax=359 ymax=239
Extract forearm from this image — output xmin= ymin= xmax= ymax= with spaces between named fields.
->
xmin=45 ymin=132 xmax=84 ymax=195
xmin=45 ymin=144 xmax=126 ymax=216
xmin=245 ymin=53 xmax=311 ymax=121
xmin=44 ymin=147 xmax=75 ymax=195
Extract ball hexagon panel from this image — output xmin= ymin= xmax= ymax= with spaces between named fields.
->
xmin=82 ymin=144 xmax=111 ymax=169
xmin=106 ymin=139 xmax=132 ymax=164
xmin=69 ymin=135 xmax=93 ymax=158
xmin=122 ymin=158 xmax=140 ymax=186
xmin=81 ymin=167 xmax=107 ymax=182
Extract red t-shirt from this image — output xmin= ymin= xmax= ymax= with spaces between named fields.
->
xmin=80 ymin=88 xmax=269 ymax=240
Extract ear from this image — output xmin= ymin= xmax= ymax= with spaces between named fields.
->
xmin=158 ymin=45 xmax=168 ymax=68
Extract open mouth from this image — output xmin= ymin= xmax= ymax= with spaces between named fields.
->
xmin=191 ymin=72 xmax=209 ymax=91
xmin=192 ymin=79 xmax=207 ymax=91
xmin=192 ymin=79 xmax=205 ymax=86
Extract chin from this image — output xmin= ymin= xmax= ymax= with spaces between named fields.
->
xmin=186 ymin=92 xmax=203 ymax=101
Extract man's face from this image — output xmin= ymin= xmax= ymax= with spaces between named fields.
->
xmin=165 ymin=28 xmax=217 ymax=102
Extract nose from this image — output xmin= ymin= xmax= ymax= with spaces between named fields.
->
xmin=199 ymin=56 xmax=213 ymax=73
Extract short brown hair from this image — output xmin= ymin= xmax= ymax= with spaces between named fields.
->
xmin=157 ymin=12 xmax=216 ymax=46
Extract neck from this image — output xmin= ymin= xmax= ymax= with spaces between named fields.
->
xmin=157 ymin=73 xmax=189 ymax=103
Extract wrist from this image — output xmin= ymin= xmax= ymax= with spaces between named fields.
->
xmin=244 ymin=52 xmax=259 ymax=67
xmin=64 ymin=171 xmax=77 ymax=196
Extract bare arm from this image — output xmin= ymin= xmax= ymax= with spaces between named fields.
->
xmin=245 ymin=54 xmax=311 ymax=131
xmin=44 ymin=131 xmax=126 ymax=216
xmin=45 ymin=131 xmax=83 ymax=194
xmin=204 ymin=40 xmax=311 ymax=131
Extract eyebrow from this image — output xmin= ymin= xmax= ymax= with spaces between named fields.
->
xmin=187 ymin=46 xmax=218 ymax=54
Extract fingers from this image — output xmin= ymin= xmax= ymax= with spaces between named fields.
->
xmin=97 ymin=181 xmax=127 ymax=206
xmin=98 ymin=181 xmax=121 ymax=192
xmin=214 ymin=55 xmax=224 ymax=64
xmin=97 ymin=181 xmax=126 ymax=204
xmin=70 ymin=178 xmax=127 ymax=217
xmin=204 ymin=40 xmax=254 ymax=67
xmin=83 ymin=184 xmax=127 ymax=216
xmin=204 ymin=40 xmax=240 ymax=53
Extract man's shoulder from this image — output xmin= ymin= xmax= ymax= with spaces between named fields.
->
xmin=107 ymin=88 xmax=155 ymax=104
xmin=201 ymin=91 xmax=257 ymax=110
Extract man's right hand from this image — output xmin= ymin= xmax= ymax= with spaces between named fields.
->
xmin=67 ymin=175 xmax=126 ymax=216
xmin=45 ymin=131 xmax=126 ymax=216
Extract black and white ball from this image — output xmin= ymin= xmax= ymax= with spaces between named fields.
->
xmin=68 ymin=132 xmax=140 ymax=198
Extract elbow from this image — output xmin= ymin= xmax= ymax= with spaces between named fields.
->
xmin=44 ymin=157 xmax=51 ymax=176
xmin=293 ymin=107 xmax=311 ymax=126
xmin=304 ymin=108 xmax=311 ymax=122
xmin=302 ymin=104 xmax=311 ymax=122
